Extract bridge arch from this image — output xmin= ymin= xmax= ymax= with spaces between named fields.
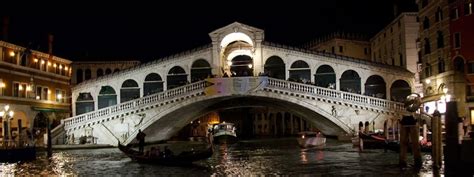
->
xmin=167 ymin=66 xmax=188 ymax=89
xmin=340 ymin=70 xmax=361 ymax=94
xmin=314 ymin=64 xmax=336 ymax=89
xmin=289 ymin=60 xmax=310 ymax=82
xmin=120 ymin=79 xmax=140 ymax=103
xmin=220 ymin=32 xmax=254 ymax=48
xmin=264 ymin=56 xmax=286 ymax=79
xmin=98 ymin=86 xmax=117 ymax=109
xmin=390 ymin=79 xmax=411 ymax=102
xmin=365 ymin=75 xmax=386 ymax=99
xmin=191 ymin=59 xmax=212 ymax=82
xmin=143 ymin=73 xmax=163 ymax=96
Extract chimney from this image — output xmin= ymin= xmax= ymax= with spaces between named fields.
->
xmin=2 ymin=16 xmax=9 ymax=41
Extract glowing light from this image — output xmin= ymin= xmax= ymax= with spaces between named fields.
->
xmin=33 ymin=58 xmax=38 ymax=62
xmin=48 ymin=90 xmax=51 ymax=94
xmin=443 ymin=88 xmax=448 ymax=94
xmin=47 ymin=61 xmax=52 ymax=66
xmin=64 ymin=66 xmax=68 ymax=71
xmin=57 ymin=93 xmax=62 ymax=100
xmin=0 ymin=82 xmax=5 ymax=88
xmin=226 ymin=49 xmax=253 ymax=61
xmin=227 ymin=61 xmax=232 ymax=66
xmin=36 ymin=95 xmax=40 ymax=100
xmin=425 ymin=79 xmax=431 ymax=84
xmin=18 ymin=85 xmax=23 ymax=91
xmin=8 ymin=110 xmax=14 ymax=117
xmin=59 ymin=65 xmax=63 ymax=69
xmin=9 ymin=51 xmax=15 ymax=57
xmin=220 ymin=32 xmax=254 ymax=48
xmin=0 ymin=111 xmax=3 ymax=117
xmin=26 ymin=85 xmax=32 ymax=91
xmin=41 ymin=60 xmax=45 ymax=64
xmin=4 ymin=105 xmax=10 ymax=112
xmin=446 ymin=94 xmax=451 ymax=101
xmin=53 ymin=63 xmax=57 ymax=68
xmin=248 ymin=64 xmax=253 ymax=68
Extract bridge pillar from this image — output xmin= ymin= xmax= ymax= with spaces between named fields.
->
xmin=290 ymin=114 xmax=294 ymax=135
xmin=281 ymin=113 xmax=285 ymax=135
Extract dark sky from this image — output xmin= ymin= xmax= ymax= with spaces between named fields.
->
xmin=1 ymin=1 xmax=416 ymax=62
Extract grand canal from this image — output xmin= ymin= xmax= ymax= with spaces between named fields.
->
xmin=1 ymin=138 xmax=440 ymax=176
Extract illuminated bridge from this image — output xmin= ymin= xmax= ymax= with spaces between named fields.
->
xmin=52 ymin=22 xmax=413 ymax=146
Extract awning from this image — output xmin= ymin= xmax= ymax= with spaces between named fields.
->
xmin=422 ymin=94 xmax=443 ymax=103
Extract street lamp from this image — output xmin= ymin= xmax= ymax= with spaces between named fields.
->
xmin=1 ymin=104 xmax=14 ymax=147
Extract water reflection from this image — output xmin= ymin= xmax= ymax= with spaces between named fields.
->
xmin=0 ymin=138 xmax=442 ymax=176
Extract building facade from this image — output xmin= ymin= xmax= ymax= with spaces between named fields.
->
xmin=371 ymin=12 xmax=422 ymax=97
xmin=449 ymin=0 xmax=474 ymax=124
xmin=71 ymin=60 xmax=140 ymax=85
xmin=418 ymin=0 xmax=472 ymax=122
xmin=0 ymin=40 xmax=72 ymax=143
xmin=305 ymin=33 xmax=371 ymax=60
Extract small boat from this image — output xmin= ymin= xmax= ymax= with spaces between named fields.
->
xmin=355 ymin=132 xmax=387 ymax=149
xmin=212 ymin=122 xmax=237 ymax=144
xmin=118 ymin=142 xmax=213 ymax=165
xmin=297 ymin=131 xmax=326 ymax=148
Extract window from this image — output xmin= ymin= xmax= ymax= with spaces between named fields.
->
xmin=13 ymin=82 xmax=27 ymax=98
xmin=454 ymin=33 xmax=461 ymax=48
xmin=364 ymin=48 xmax=368 ymax=55
xmin=339 ymin=46 xmax=343 ymax=53
xmin=423 ymin=16 xmax=430 ymax=30
xmin=85 ymin=69 xmax=91 ymax=80
xmin=436 ymin=7 xmax=443 ymax=22
xmin=36 ymin=86 xmax=49 ymax=100
xmin=331 ymin=47 xmax=335 ymax=54
xmin=425 ymin=63 xmax=432 ymax=77
xmin=0 ymin=79 xmax=5 ymax=96
xmin=76 ymin=69 xmax=83 ymax=84
xmin=56 ymin=89 xmax=66 ymax=103
xmin=468 ymin=62 xmax=474 ymax=73
xmin=424 ymin=38 xmax=431 ymax=54
xmin=465 ymin=2 xmax=473 ymax=15
xmin=437 ymin=31 xmax=444 ymax=48
xmin=399 ymin=53 xmax=404 ymax=66
xmin=451 ymin=8 xmax=459 ymax=19
xmin=438 ymin=58 xmax=445 ymax=73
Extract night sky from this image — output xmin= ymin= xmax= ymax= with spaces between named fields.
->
xmin=0 ymin=1 xmax=416 ymax=62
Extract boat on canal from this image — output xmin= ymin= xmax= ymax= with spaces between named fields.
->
xmin=297 ymin=131 xmax=326 ymax=148
xmin=211 ymin=122 xmax=237 ymax=144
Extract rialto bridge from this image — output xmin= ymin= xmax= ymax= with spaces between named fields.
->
xmin=52 ymin=22 xmax=414 ymax=146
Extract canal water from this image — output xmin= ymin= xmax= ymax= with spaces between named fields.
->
xmin=1 ymin=138 xmax=440 ymax=176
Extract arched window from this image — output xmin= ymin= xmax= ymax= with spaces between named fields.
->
xmin=365 ymin=75 xmax=386 ymax=99
xmin=144 ymin=73 xmax=163 ymax=96
xmin=98 ymin=86 xmax=117 ymax=109
xmin=97 ymin=69 xmax=104 ymax=77
xmin=105 ymin=68 xmax=112 ymax=75
xmin=435 ymin=7 xmax=443 ymax=22
xmin=167 ymin=66 xmax=187 ymax=89
xmin=314 ymin=65 xmax=335 ymax=89
xmin=390 ymin=80 xmax=411 ymax=102
xmin=340 ymin=70 xmax=361 ymax=94
xmin=85 ymin=69 xmax=92 ymax=80
xmin=120 ymin=79 xmax=140 ymax=103
xmin=76 ymin=93 xmax=94 ymax=115
xmin=424 ymin=38 xmax=431 ymax=54
xmin=423 ymin=16 xmax=430 ymax=30
xmin=438 ymin=58 xmax=445 ymax=73
xmin=437 ymin=31 xmax=444 ymax=48
xmin=76 ymin=69 xmax=83 ymax=84
xmin=191 ymin=59 xmax=212 ymax=82
xmin=264 ymin=56 xmax=286 ymax=79
xmin=454 ymin=57 xmax=465 ymax=72
xmin=425 ymin=63 xmax=432 ymax=77
xmin=114 ymin=69 xmax=120 ymax=73
xmin=289 ymin=60 xmax=310 ymax=83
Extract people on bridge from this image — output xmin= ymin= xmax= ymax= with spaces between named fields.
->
xmin=136 ymin=129 xmax=146 ymax=154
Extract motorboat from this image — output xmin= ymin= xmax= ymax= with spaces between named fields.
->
xmin=212 ymin=122 xmax=237 ymax=144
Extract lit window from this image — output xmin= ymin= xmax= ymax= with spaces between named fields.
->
xmin=465 ymin=3 xmax=473 ymax=15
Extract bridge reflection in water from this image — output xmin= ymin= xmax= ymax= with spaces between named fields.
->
xmin=0 ymin=138 xmax=439 ymax=176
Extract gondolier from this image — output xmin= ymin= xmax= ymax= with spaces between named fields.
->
xmin=136 ymin=129 xmax=146 ymax=154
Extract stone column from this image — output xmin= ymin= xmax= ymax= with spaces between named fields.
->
xmin=281 ymin=112 xmax=285 ymax=135
xmin=290 ymin=114 xmax=294 ymax=135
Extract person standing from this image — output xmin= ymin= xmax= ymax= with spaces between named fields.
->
xmin=136 ymin=129 xmax=146 ymax=154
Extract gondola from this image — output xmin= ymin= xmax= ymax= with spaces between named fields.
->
xmin=384 ymin=140 xmax=432 ymax=153
xmin=118 ymin=142 xmax=213 ymax=165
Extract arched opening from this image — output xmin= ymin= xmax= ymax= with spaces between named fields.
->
xmin=76 ymin=92 xmax=94 ymax=115
xmin=85 ymin=69 xmax=91 ymax=80
xmin=114 ymin=69 xmax=120 ymax=73
xmin=97 ymin=69 xmax=104 ymax=78
xmin=365 ymin=75 xmax=386 ymax=99
xmin=289 ymin=60 xmax=310 ymax=83
xmin=314 ymin=65 xmax=336 ymax=89
xmin=144 ymin=73 xmax=164 ymax=96
xmin=105 ymin=68 xmax=112 ymax=75
xmin=220 ymin=32 xmax=254 ymax=48
xmin=230 ymin=55 xmax=253 ymax=77
xmin=264 ymin=56 xmax=286 ymax=79
xmin=340 ymin=70 xmax=361 ymax=94
xmin=167 ymin=66 xmax=188 ymax=89
xmin=120 ymin=79 xmax=140 ymax=103
xmin=76 ymin=69 xmax=83 ymax=84
xmin=390 ymin=80 xmax=411 ymax=102
xmin=98 ymin=86 xmax=117 ymax=109
xmin=191 ymin=59 xmax=212 ymax=82
xmin=454 ymin=57 xmax=465 ymax=73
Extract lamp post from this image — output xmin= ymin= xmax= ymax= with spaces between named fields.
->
xmin=0 ymin=105 xmax=14 ymax=147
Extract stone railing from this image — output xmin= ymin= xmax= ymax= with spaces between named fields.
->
xmin=63 ymin=80 xmax=208 ymax=130
xmin=265 ymin=78 xmax=405 ymax=112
